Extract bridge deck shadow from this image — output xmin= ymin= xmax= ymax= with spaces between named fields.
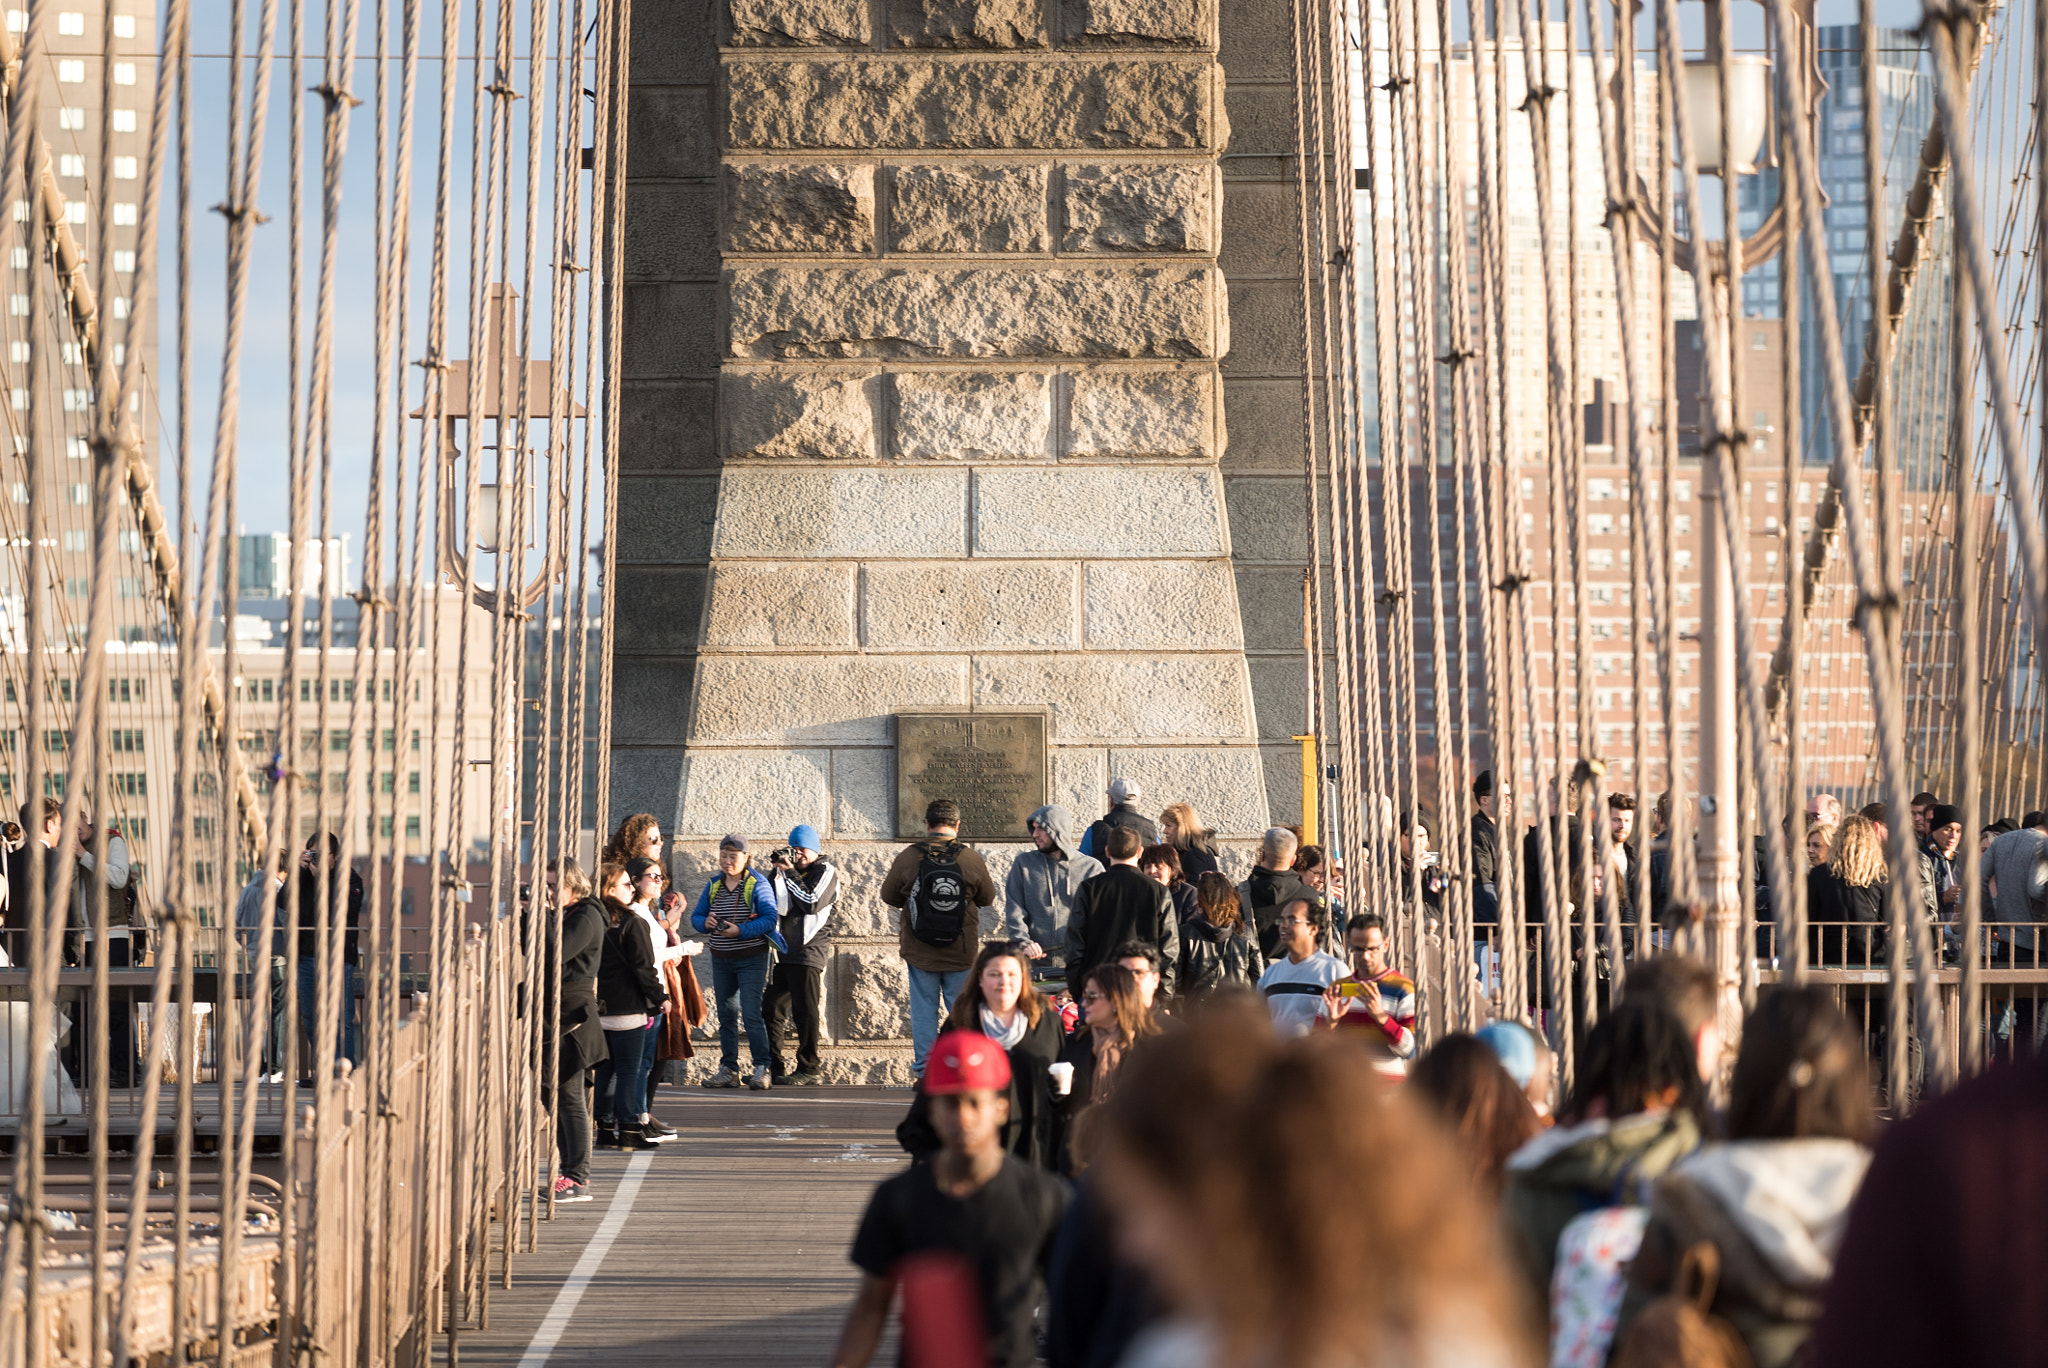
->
xmin=438 ymin=1087 xmax=913 ymax=1368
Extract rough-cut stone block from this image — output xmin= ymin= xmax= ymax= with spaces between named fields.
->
xmin=616 ymin=476 xmax=720 ymax=563
xmin=726 ymin=163 xmax=876 ymax=254
xmin=1218 ymin=178 xmax=1298 ymax=276
xmin=1260 ymin=742 xmax=1302 ymax=825
xmin=1103 ymin=747 xmax=1267 ymax=835
xmin=1223 ymin=475 xmax=1311 ymax=563
xmin=729 ymin=0 xmax=869 ymax=44
xmin=728 ymin=266 xmax=1221 ymax=360
xmin=1235 ymin=564 xmax=1331 ymax=652
xmin=690 ymin=656 xmax=971 ymax=742
xmin=1050 ymin=748 xmax=1106 ymax=816
xmin=725 ymin=60 xmax=1217 ymax=151
xmin=838 ymin=949 xmax=910 ymax=1039
xmin=1218 ymin=0 xmax=1291 ymax=79
xmin=610 ymin=747 xmax=685 ymax=839
xmin=634 ymin=0 xmax=717 ymax=83
xmin=863 ymin=562 xmax=1078 ymax=648
xmin=612 ymin=659 xmax=700 ymax=744
xmin=1062 ymin=0 xmax=1210 ymax=46
xmin=712 ymin=469 xmax=968 ymax=557
xmin=1247 ymin=653 xmax=1306 ymax=740
xmin=832 ymin=750 xmax=895 ymax=838
xmin=624 ymin=284 xmax=720 ymax=378
xmin=887 ymin=0 xmax=1046 ymax=48
xmin=889 ymin=164 xmax=1050 ymax=252
xmin=1223 ymin=277 xmax=1303 ymax=377
xmin=1216 ymin=84 xmax=1293 ymax=174
xmin=702 ymin=563 xmax=858 ymax=647
xmin=975 ymin=468 xmax=1227 ymax=556
xmin=1061 ymin=164 xmax=1212 ymax=252
xmin=626 ymin=184 xmax=719 ymax=280
xmin=722 ymin=370 xmax=877 ymax=459
xmin=893 ymin=372 xmax=1052 ymax=459
xmin=615 ymin=567 xmax=709 ymax=654
xmin=1220 ymin=378 xmax=1304 ymax=472
xmin=1065 ymin=367 xmax=1213 ymax=459
xmin=629 ymin=87 xmax=717 ymax=179
xmin=973 ymin=655 xmax=1255 ymax=741
xmin=622 ymin=382 xmax=718 ymax=472
xmin=677 ymin=748 xmax=832 ymax=836
xmin=1083 ymin=561 xmax=1241 ymax=648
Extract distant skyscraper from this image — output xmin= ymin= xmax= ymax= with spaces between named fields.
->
xmin=1738 ymin=24 xmax=1946 ymax=486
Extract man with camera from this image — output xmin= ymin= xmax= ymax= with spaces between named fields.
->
xmin=690 ymin=835 xmax=784 ymax=1090
xmin=764 ymin=824 xmax=837 ymax=1086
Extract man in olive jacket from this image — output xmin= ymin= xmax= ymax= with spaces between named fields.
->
xmin=880 ymin=798 xmax=998 ymax=1075
xmin=551 ymin=859 xmax=608 ymax=1201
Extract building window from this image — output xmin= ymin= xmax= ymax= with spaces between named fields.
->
xmin=111 ymin=61 xmax=135 ymax=85
xmin=112 ymin=203 xmax=137 ymax=226
xmin=64 ymin=202 xmax=84 ymax=224
xmin=405 ymin=816 xmax=421 ymax=839
xmin=329 ymin=729 xmax=349 ymax=752
xmin=110 ymin=108 xmax=135 ymax=132
xmin=57 ymin=107 xmax=83 ymax=130
xmin=57 ymin=59 xmax=84 ymax=82
xmin=58 ymin=154 xmax=83 ymax=177
xmin=111 ymin=156 xmax=136 ymax=180
xmin=112 ymin=13 xmax=133 ymax=36
xmin=116 ymin=772 xmax=145 ymax=796
xmin=56 ymin=11 xmax=83 ymax=33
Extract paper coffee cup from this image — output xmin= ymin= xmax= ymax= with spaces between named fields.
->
xmin=1048 ymin=1062 xmax=1075 ymax=1096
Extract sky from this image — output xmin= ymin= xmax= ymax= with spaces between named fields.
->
xmin=162 ymin=0 xmax=1941 ymax=566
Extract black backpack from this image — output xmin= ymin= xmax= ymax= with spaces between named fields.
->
xmin=908 ymin=842 xmax=970 ymax=947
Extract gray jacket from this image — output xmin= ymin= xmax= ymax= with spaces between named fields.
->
xmin=1983 ymin=828 xmax=2047 ymax=954
xmin=1001 ymin=804 xmax=1103 ymax=960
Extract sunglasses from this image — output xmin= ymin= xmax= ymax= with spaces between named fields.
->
xmin=1081 ymin=990 xmax=1105 ymax=1003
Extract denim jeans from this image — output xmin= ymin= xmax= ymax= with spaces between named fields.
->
xmin=710 ymin=953 xmax=772 ymax=1073
xmin=594 ymin=1024 xmax=651 ymax=1125
xmin=907 ymin=965 xmax=970 ymax=1073
xmin=556 ymin=1066 xmax=593 ymax=1183
xmin=296 ymin=956 xmax=360 ymax=1067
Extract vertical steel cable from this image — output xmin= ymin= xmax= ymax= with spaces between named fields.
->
xmin=1779 ymin=27 xmax=1809 ymax=984
xmin=1512 ymin=0 xmax=1576 ymax=1068
xmin=1952 ymin=259 xmax=1985 ymax=1074
xmin=1285 ymin=0 xmax=1334 ymax=868
xmin=1761 ymin=0 xmax=1954 ymax=1099
xmin=590 ymin=0 xmax=631 ymax=847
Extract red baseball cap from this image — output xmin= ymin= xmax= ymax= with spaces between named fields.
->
xmin=923 ymin=1030 xmax=1013 ymax=1095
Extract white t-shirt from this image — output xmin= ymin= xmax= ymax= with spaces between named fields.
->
xmin=1256 ymin=951 xmax=1348 ymax=1037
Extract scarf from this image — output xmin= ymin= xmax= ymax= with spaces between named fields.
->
xmin=980 ymin=1005 xmax=1026 ymax=1050
xmin=1091 ymin=1025 xmax=1129 ymax=1104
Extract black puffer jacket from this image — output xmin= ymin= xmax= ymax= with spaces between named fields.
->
xmin=596 ymin=909 xmax=663 ymax=1020
xmin=558 ymin=895 xmax=609 ymax=1078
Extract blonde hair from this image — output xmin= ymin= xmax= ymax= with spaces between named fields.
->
xmin=1159 ymin=802 xmax=1207 ymax=848
xmin=1829 ymin=814 xmax=1886 ymax=889
xmin=1804 ymin=820 xmax=1834 ymax=864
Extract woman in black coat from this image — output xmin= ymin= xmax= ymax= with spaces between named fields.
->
xmin=896 ymin=942 xmax=1064 ymax=1169
xmin=593 ymin=860 xmax=665 ymax=1150
xmin=551 ymin=859 xmax=609 ymax=1197
xmin=1805 ymin=815 xmax=1888 ymax=968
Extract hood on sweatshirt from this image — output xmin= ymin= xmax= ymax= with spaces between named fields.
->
xmin=1669 ymin=1137 xmax=1871 ymax=1290
xmin=1028 ymin=804 xmax=1081 ymax=860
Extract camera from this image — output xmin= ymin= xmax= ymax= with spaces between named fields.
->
xmin=768 ymin=845 xmax=795 ymax=868
xmin=518 ymin=882 xmax=531 ymax=904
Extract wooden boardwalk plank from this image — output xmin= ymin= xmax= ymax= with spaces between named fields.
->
xmin=441 ymin=1086 xmax=911 ymax=1368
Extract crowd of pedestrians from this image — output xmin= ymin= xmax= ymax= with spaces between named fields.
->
xmin=538 ymin=776 xmax=2047 ymax=1368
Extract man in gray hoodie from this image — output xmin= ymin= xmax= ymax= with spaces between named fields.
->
xmin=1001 ymin=805 xmax=1102 ymax=973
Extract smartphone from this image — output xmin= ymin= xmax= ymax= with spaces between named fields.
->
xmin=1336 ymin=981 xmax=1368 ymax=999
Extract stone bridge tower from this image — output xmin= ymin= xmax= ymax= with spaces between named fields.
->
xmin=615 ymin=0 xmax=1330 ymax=1074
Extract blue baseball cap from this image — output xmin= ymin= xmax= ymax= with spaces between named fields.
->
xmin=789 ymin=824 xmax=822 ymax=853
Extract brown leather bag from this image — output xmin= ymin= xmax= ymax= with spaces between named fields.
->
xmin=1610 ymin=1241 xmax=1757 ymax=1368
xmin=655 ymin=957 xmax=707 ymax=1062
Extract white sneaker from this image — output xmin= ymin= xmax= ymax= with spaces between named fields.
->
xmin=747 ymin=1065 xmax=772 ymax=1091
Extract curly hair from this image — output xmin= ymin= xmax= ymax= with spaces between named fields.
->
xmin=1829 ymin=813 xmax=1886 ymax=889
xmin=604 ymin=813 xmax=661 ymax=864
xmin=1194 ymin=870 xmax=1242 ymax=929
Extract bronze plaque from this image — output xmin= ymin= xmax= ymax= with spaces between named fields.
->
xmin=896 ymin=712 xmax=1047 ymax=841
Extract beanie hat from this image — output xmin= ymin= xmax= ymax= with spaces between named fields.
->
xmin=789 ymin=824 xmax=822 ymax=853
xmin=922 ymin=1030 xmax=1013 ymax=1095
xmin=1476 ymin=1020 xmax=1539 ymax=1090
xmin=1928 ymin=804 xmax=1963 ymax=831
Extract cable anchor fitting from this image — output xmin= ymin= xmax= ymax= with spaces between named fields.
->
xmin=1436 ymin=347 xmax=1475 ymax=368
xmin=1519 ymin=85 xmax=1558 ymax=112
xmin=211 ymin=200 xmax=272 ymax=225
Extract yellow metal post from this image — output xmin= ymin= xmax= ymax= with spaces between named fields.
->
xmin=1291 ymin=734 xmax=1318 ymax=845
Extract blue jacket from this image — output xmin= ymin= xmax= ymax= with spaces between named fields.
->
xmin=689 ymin=866 xmax=787 ymax=952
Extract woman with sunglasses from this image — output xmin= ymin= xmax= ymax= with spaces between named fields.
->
xmin=627 ymin=856 xmax=697 ymax=1137
xmin=895 ymin=941 xmax=1064 ymax=1170
xmin=594 ymin=861 xmax=667 ymax=1150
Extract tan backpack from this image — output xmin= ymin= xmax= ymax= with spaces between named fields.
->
xmin=1610 ymin=1240 xmax=1757 ymax=1368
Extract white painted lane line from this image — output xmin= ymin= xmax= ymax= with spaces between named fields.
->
xmin=513 ymin=1151 xmax=656 ymax=1368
